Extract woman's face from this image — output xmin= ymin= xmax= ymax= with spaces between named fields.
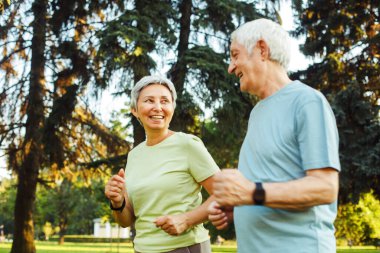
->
xmin=132 ymin=84 xmax=174 ymax=133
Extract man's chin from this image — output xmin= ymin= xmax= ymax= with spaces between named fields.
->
xmin=239 ymin=81 xmax=247 ymax=92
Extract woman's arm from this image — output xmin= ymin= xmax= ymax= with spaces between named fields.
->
xmin=154 ymin=175 xmax=215 ymax=235
xmin=110 ymin=193 xmax=135 ymax=227
xmin=105 ymin=169 xmax=135 ymax=227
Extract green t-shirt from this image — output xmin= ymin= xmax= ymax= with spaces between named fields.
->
xmin=125 ymin=132 xmax=219 ymax=253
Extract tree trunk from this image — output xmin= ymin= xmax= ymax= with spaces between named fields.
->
xmin=131 ymin=1 xmax=151 ymax=146
xmin=131 ymin=61 xmax=149 ymax=146
xmin=170 ymin=0 xmax=192 ymax=90
xmin=169 ymin=0 xmax=192 ymax=131
xmin=11 ymin=0 xmax=47 ymax=252
xmin=132 ymin=116 xmax=145 ymax=146
xmin=58 ymin=221 xmax=66 ymax=245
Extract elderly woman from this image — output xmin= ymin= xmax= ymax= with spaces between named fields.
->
xmin=105 ymin=75 xmax=219 ymax=253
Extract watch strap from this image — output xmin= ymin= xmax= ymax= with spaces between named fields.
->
xmin=110 ymin=198 xmax=126 ymax=213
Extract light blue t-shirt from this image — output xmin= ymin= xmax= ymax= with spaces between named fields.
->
xmin=235 ymin=81 xmax=340 ymax=253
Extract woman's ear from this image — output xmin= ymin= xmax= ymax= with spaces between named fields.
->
xmin=132 ymin=108 xmax=143 ymax=126
xmin=131 ymin=107 xmax=138 ymax=118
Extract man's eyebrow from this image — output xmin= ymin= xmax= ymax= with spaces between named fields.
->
xmin=142 ymin=95 xmax=170 ymax=98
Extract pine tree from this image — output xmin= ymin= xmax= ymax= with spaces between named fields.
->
xmin=292 ymin=0 xmax=380 ymax=203
xmin=0 ymin=1 xmax=129 ymax=251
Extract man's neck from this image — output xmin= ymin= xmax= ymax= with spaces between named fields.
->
xmin=257 ymin=63 xmax=292 ymax=99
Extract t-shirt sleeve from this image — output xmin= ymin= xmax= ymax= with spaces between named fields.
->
xmin=296 ymin=96 xmax=341 ymax=171
xmin=186 ymin=135 xmax=220 ymax=182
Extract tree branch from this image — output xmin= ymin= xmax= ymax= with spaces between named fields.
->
xmin=0 ymin=46 xmax=28 ymax=66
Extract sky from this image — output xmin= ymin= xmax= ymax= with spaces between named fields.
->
xmin=0 ymin=2 xmax=310 ymax=180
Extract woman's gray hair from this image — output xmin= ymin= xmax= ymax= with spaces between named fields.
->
xmin=231 ymin=18 xmax=291 ymax=70
xmin=130 ymin=75 xmax=177 ymax=110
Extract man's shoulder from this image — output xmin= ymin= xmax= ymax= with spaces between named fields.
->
xmin=291 ymin=81 xmax=327 ymax=103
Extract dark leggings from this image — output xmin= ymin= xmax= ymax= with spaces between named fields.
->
xmin=135 ymin=240 xmax=211 ymax=253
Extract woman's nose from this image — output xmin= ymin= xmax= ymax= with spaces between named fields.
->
xmin=153 ymin=102 xmax=162 ymax=110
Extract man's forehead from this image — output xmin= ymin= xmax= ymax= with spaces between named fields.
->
xmin=230 ymin=41 xmax=243 ymax=52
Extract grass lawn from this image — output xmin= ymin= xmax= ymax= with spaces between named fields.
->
xmin=0 ymin=241 xmax=379 ymax=253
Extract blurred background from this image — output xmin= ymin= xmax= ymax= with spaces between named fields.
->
xmin=0 ymin=0 xmax=379 ymax=252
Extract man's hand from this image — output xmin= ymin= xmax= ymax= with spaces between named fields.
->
xmin=154 ymin=214 xmax=190 ymax=236
xmin=104 ymin=168 xmax=126 ymax=208
xmin=213 ymin=169 xmax=255 ymax=206
xmin=208 ymin=201 xmax=233 ymax=230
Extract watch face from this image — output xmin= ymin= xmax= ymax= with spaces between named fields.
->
xmin=254 ymin=183 xmax=265 ymax=205
xmin=255 ymin=190 xmax=265 ymax=201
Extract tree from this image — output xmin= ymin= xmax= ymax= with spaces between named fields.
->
xmin=35 ymin=178 xmax=109 ymax=243
xmin=97 ymin=0 xmax=281 ymax=159
xmin=292 ymin=0 xmax=380 ymax=203
xmin=97 ymin=0 xmax=282 ymax=240
xmin=335 ymin=191 xmax=380 ymax=245
xmin=1 ymin=1 xmax=129 ymax=252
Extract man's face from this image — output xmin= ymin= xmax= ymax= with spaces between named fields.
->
xmin=228 ymin=40 xmax=264 ymax=95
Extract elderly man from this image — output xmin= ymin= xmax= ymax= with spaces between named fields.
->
xmin=208 ymin=18 xmax=340 ymax=253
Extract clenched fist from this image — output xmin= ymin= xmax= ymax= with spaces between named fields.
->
xmin=208 ymin=201 xmax=234 ymax=230
xmin=154 ymin=214 xmax=190 ymax=236
xmin=213 ymin=169 xmax=255 ymax=206
xmin=105 ymin=168 xmax=126 ymax=208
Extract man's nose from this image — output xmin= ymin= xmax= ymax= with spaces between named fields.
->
xmin=228 ymin=61 xmax=236 ymax=74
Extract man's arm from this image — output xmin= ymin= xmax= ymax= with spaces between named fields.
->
xmin=213 ymin=168 xmax=339 ymax=211
xmin=265 ymin=168 xmax=338 ymax=210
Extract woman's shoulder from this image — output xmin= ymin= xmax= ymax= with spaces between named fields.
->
xmin=175 ymin=132 xmax=203 ymax=143
xmin=128 ymin=141 xmax=147 ymax=155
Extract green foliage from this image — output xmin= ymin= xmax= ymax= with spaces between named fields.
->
xmin=1 ymin=0 xmax=132 ymax=248
xmin=35 ymin=179 xmax=109 ymax=237
xmin=332 ymin=85 xmax=380 ymax=202
xmin=335 ymin=191 xmax=380 ymax=245
xmin=0 ymin=178 xmax=16 ymax=235
xmin=98 ymin=0 xmax=277 ymax=168
xmin=293 ymin=0 xmax=380 ymax=202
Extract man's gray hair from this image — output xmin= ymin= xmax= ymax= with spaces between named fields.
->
xmin=131 ymin=75 xmax=177 ymax=110
xmin=231 ymin=18 xmax=291 ymax=70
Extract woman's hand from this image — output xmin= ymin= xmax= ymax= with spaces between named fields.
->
xmin=154 ymin=214 xmax=190 ymax=236
xmin=104 ymin=168 xmax=126 ymax=207
xmin=208 ymin=201 xmax=233 ymax=230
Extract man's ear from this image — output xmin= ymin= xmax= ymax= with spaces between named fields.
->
xmin=257 ymin=40 xmax=270 ymax=61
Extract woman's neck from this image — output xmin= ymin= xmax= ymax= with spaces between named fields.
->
xmin=146 ymin=129 xmax=174 ymax=146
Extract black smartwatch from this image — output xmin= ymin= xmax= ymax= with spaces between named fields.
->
xmin=253 ymin=182 xmax=266 ymax=205
xmin=110 ymin=198 xmax=126 ymax=213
